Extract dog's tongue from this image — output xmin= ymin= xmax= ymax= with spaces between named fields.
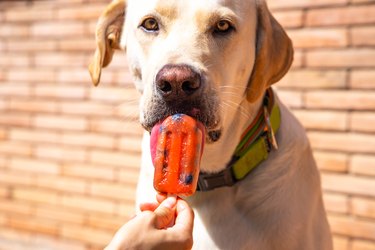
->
xmin=150 ymin=114 xmax=205 ymax=196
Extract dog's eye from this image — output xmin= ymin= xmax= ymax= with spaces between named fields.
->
xmin=141 ymin=18 xmax=159 ymax=32
xmin=214 ymin=20 xmax=233 ymax=34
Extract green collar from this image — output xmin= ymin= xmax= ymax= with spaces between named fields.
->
xmin=197 ymin=88 xmax=281 ymax=191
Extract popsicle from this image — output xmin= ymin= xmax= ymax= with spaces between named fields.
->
xmin=150 ymin=114 xmax=205 ymax=196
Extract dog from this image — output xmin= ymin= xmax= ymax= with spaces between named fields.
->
xmin=89 ymin=0 xmax=333 ymax=249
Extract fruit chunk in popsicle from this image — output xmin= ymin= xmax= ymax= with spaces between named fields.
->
xmin=150 ymin=114 xmax=204 ymax=196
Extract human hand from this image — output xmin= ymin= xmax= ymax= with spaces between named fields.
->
xmin=105 ymin=195 xmax=194 ymax=250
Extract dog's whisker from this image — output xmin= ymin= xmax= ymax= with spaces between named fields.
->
xmin=221 ymin=100 xmax=251 ymax=120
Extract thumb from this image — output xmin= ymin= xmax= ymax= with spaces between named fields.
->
xmin=153 ymin=196 xmax=177 ymax=229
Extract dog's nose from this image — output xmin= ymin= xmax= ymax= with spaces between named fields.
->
xmin=155 ymin=64 xmax=201 ymax=100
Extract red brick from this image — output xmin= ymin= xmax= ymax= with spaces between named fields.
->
xmin=323 ymin=193 xmax=349 ymax=214
xmin=350 ymin=155 xmax=375 ymax=177
xmin=61 ymin=224 xmax=112 ymax=246
xmin=0 ymin=129 xmax=7 ymax=140
xmin=333 ymin=236 xmax=349 ymax=250
xmin=13 ymin=188 xmax=60 ymax=205
xmin=0 ymin=186 xmax=9 ymax=198
xmin=118 ymin=136 xmax=142 ymax=153
xmin=115 ymin=103 xmax=140 ymax=120
xmin=273 ymin=10 xmax=304 ymax=28
xmin=352 ymin=240 xmax=375 ymax=250
xmin=351 ymin=70 xmax=375 ymax=89
xmin=268 ymin=0 xmax=348 ymax=9
xmin=7 ymin=216 xmax=58 ymax=236
xmin=0 ymin=156 xmax=7 ymax=169
xmin=9 ymin=157 xmax=60 ymax=175
xmin=35 ymin=144 xmax=87 ymax=162
xmin=9 ymin=129 xmax=60 ymax=144
xmin=7 ymin=69 xmax=55 ymax=83
xmin=116 ymin=204 xmax=136 ymax=219
xmin=90 ymin=87 xmax=140 ymax=103
xmin=89 ymin=181 xmax=136 ymax=201
xmin=57 ymin=69 xmax=92 ymax=84
xmin=0 ymin=141 xmax=32 ymax=156
xmin=314 ymin=151 xmax=348 ymax=172
xmin=274 ymin=89 xmax=303 ymax=108
xmin=0 ymin=213 xmax=5 ymax=226
xmin=0 ymin=24 xmax=29 ymax=37
xmin=36 ymin=175 xmax=87 ymax=194
xmin=291 ymin=49 xmax=304 ymax=69
xmin=306 ymin=49 xmax=375 ymax=68
xmin=278 ymin=70 xmax=347 ymax=89
xmin=60 ymin=101 xmax=115 ymax=117
xmin=309 ymin=131 xmax=375 ymax=154
xmin=351 ymin=197 xmax=375 ymax=219
xmin=29 ymin=235 xmax=86 ymax=250
xmin=62 ymin=163 xmax=115 ymax=181
xmin=0 ymin=199 xmax=33 ymax=216
xmin=294 ymin=110 xmax=348 ymax=131
xmin=35 ymin=53 xmax=86 ymax=67
xmin=288 ymin=28 xmax=348 ymax=48
xmin=306 ymin=5 xmax=375 ymax=26
xmin=9 ymin=99 xmax=58 ymax=113
xmin=0 ymin=228 xmax=32 ymax=247
xmin=328 ymin=214 xmax=375 ymax=240
xmin=322 ymin=173 xmax=375 ymax=197
xmin=350 ymin=112 xmax=375 ymax=133
xmin=58 ymin=39 xmax=96 ymax=52
xmin=36 ymin=204 xmax=85 ymax=224
xmin=32 ymin=22 xmax=85 ymax=37
xmin=61 ymin=194 xmax=116 ymax=214
xmin=89 ymin=149 xmax=141 ymax=168
xmin=34 ymin=85 xmax=86 ymax=99
xmin=0 ymin=113 xmax=31 ymax=127
xmin=87 ymin=214 xmax=124 ymax=230
xmin=0 ymin=170 xmax=33 ymax=186
xmin=118 ymin=169 xmax=139 ymax=185
xmin=305 ymin=91 xmax=375 ymax=110
xmin=0 ymin=53 xmax=32 ymax=67
xmin=7 ymin=40 xmax=57 ymax=52
xmin=90 ymin=118 xmax=143 ymax=136
xmin=57 ymin=4 xmax=105 ymax=20
xmin=5 ymin=8 xmax=54 ymax=22
xmin=0 ymin=83 xmax=30 ymax=97
xmin=351 ymin=26 xmax=375 ymax=46
xmin=34 ymin=115 xmax=88 ymax=131
xmin=62 ymin=132 xmax=115 ymax=149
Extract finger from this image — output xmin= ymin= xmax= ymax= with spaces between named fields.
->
xmin=139 ymin=202 xmax=159 ymax=212
xmin=153 ymin=196 xmax=177 ymax=229
xmin=174 ymin=199 xmax=194 ymax=232
xmin=156 ymin=193 xmax=168 ymax=203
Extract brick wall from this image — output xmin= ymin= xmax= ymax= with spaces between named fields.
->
xmin=0 ymin=0 xmax=374 ymax=249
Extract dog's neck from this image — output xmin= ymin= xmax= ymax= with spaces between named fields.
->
xmin=200 ymin=93 xmax=264 ymax=173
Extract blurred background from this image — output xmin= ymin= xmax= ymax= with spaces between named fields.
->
xmin=0 ymin=0 xmax=374 ymax=249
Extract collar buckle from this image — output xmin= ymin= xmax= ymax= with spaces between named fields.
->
xmin=197 ymin=166 xmax=235 ymax=191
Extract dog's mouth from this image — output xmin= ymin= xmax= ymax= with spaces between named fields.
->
xmin=141 ymin=95 xmax=221 ymax=143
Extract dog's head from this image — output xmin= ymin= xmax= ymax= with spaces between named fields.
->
xmin=89 ymin=0 xmax=293 ymax=143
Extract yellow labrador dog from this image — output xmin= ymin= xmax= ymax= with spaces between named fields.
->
xmin=89 ymin=0 xmax=333 ymax=249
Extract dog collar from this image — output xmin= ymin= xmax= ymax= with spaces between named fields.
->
xmin=197 ymin=88 xmax=281 ymax=191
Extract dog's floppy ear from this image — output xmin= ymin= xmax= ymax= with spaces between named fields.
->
xmin=246 ymin=1 xmax=294 ymax=102
xmin=89 ymin=0 xmax=126 ymax=86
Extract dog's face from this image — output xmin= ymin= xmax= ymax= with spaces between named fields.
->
xmin=89 ymin=0 xmax=293 ymax=143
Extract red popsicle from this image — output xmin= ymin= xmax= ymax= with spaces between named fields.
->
xmin=150 ymin=114 xmax=205 ymax=196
